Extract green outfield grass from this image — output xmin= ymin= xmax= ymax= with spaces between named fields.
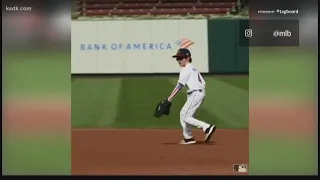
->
xmin=3 ymin=50 xmax=71 ymax=175
xmin=3 ymin=135 xmax=70 ymax=175
xmin=249 ymin=47 xmax=317 ymax=99
xmin=248 ymin=47 xmax=318 ymax=175
xmin=71 ymin=75 xmax=249 ymax=129
xmin=249 ymin=137 xmax=317 ymax=175
xmin=4 ymin=51 xmax=70 ymax=96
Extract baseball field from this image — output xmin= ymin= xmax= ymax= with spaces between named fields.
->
xmin=3 ymin=47 xmax=317 ymax=175
xmin=2 ymin=3 xmax=317 ymax=175
xmin=71 ymin=74 xmax=249 ymax=175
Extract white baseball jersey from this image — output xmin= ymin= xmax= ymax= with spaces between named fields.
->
xmin=178 ymin=63 xmax=206 ymax=92
xmin=167 ymin=62 xmax=211 ymax=140
xmin=178 ymin=63 xmax=210 ymax=139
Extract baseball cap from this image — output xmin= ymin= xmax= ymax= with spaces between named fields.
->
xmin=172 ymin=48 xmax=191 ymax=58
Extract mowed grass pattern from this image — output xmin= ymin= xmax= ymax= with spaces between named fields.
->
xmin=72 ymin=75 xmax=249 ymax=129
xmin=71 ymin=77 xmax=122 ymax=127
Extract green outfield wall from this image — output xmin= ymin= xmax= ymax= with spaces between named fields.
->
xmin=207 ymin=19 xmax=249 ymax=74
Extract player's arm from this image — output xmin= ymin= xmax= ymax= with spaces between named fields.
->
xmin=167 ymin=83 xmax=184 ymax=102
xmin=167 ymin=70 xmax=190 ymax=102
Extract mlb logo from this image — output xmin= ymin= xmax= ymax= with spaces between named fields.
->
xmin=233 ymin=164 xmax=248 ymax=172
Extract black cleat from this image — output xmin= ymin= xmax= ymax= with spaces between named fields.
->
xmin=204 ymin=125 xmax=217 ymax=142
xmin=180 ymin=138 xmax=196 ymax=145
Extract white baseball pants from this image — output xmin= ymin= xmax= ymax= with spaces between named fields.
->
xmin=180 ymin=90 xmax=211 ymax=139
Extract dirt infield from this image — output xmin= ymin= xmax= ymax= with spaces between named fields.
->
xmin=250 ymin=100 xmax=316 ymax=136
xmin=3 ymin=99 xmax=70 ymax=135
xmin=71 ymin=129 xmax=248 ymax=175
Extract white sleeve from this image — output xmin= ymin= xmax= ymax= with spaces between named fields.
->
xmin=178 ymin=69 xmax=190 ymax=86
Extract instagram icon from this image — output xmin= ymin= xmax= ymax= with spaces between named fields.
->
xmin=244 ymin=29 xmax=253 ymax=37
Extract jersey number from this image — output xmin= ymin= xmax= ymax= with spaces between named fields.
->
xmin=197 ymin=73 xmax=202 ymax=84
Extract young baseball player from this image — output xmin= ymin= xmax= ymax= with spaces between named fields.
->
xmin=167 ymin=48 xmax=217 ymax=145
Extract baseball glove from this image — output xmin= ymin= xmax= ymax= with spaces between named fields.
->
xmin=154 ymin=99 xmax=172 ymax=118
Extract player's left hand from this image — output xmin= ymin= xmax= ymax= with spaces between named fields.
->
xmin=154 ymin=99 xmax=172 ymax=118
